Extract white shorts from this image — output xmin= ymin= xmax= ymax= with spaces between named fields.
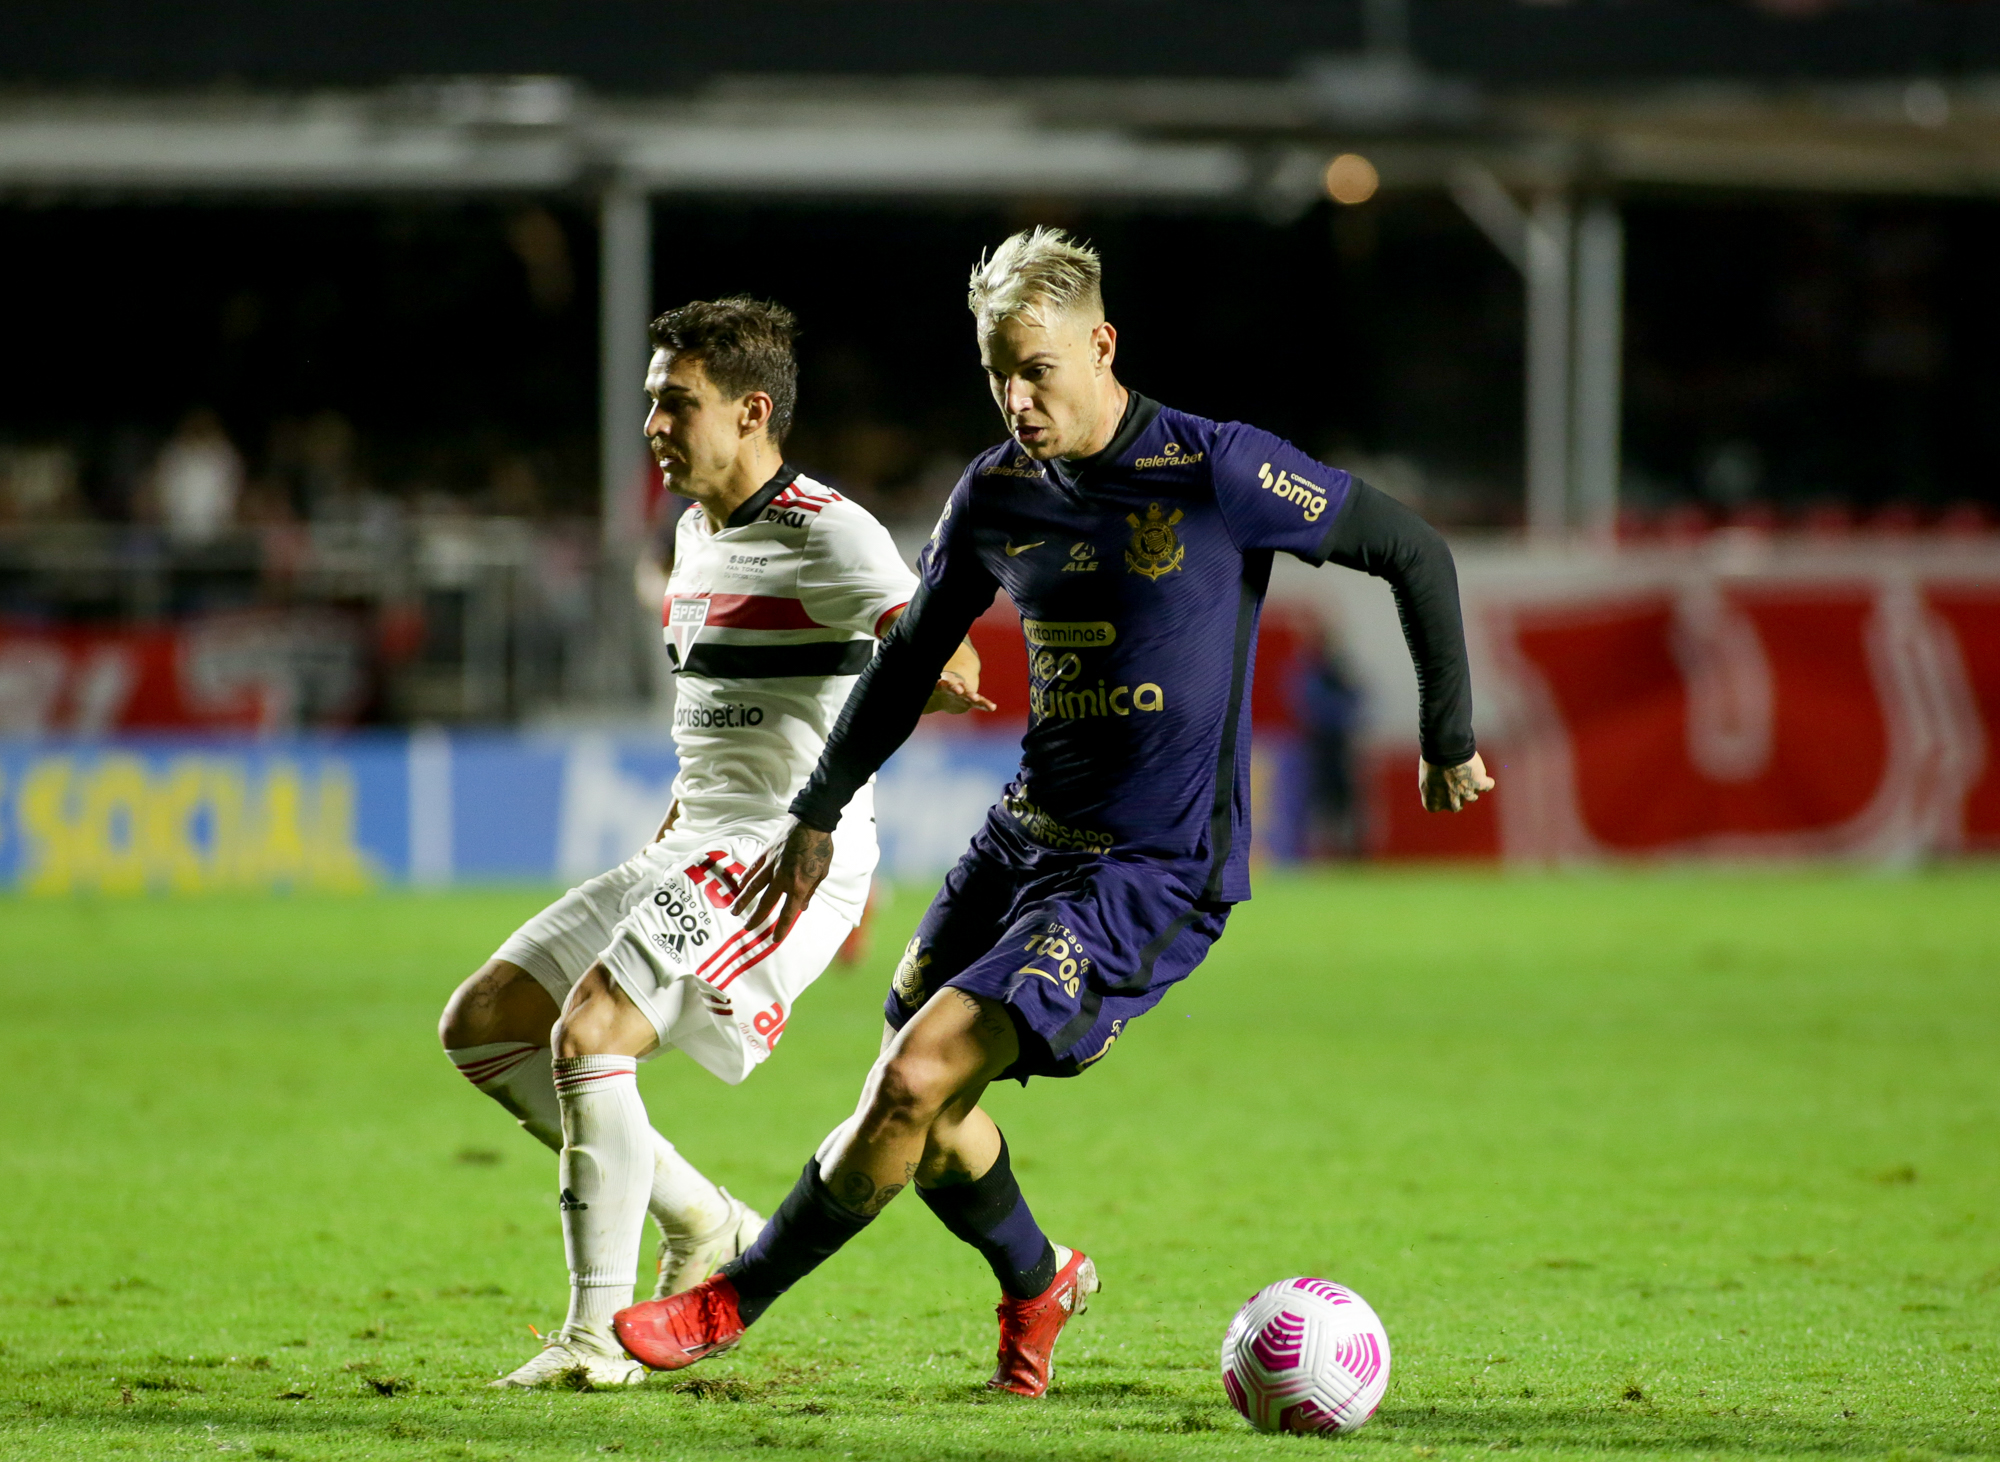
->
xmin=493 ymin=825 xmax=873 ymax=1085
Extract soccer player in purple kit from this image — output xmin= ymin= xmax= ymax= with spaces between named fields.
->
xmin=614 ymin=228 xmax=1494 ymax=1394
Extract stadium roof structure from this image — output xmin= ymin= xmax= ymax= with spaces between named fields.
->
xmin=7 ymin=73 xmax=2000 ymax=201
xmin=7 ymin=72 xmax=2000 ymax=546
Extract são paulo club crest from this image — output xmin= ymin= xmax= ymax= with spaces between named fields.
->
xmin=1125 ymin=502 xmax=1185 ymax=581
xmin=666 ymin=595 xmax=710 ymax=665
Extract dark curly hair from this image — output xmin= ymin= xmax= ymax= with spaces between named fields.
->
xmin=648 ymin=296 xmax=800 ymax=445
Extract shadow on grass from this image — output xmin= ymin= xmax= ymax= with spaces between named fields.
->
xmin=1373 ymin=1401 xmax=1983 ymax=1457
xmin=15 ymin=1370 xmax=1990 ymax=1461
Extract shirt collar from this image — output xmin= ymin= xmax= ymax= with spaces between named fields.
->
xmin=722 ymin=463 xmax=801 ymax=530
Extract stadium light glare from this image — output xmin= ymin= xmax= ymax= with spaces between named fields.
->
xmin=1324 ymin=153 xmax=1379 ymax=205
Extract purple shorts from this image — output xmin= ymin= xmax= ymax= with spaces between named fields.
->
xmin=884 ymin=814 xmax=1230 ymax=1082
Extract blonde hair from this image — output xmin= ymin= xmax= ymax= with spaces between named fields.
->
xmin=967 ymin=226 xmax=1103 ymax=330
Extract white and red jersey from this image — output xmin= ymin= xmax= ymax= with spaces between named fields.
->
xmin=663 ymin=465 xmax=916 ymax=836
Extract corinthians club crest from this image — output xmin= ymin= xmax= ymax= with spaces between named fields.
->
xmin=1124 ymin=502 xmax=1185 ymax=581
xmin=891 ymin=937 xmax=933 ymax=1006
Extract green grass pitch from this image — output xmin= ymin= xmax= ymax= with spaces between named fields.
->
xmin=2 ymin=868 xmax=1996 ymax=1461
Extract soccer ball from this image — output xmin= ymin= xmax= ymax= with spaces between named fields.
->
xmin=1220 ymin=1277 xmax=1391 ymax=1434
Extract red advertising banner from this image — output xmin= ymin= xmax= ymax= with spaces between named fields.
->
xmin=0 ymin=608 xmax=368 ymax=734
xmin=1268 ymin=541 xmax=2000 ymax=862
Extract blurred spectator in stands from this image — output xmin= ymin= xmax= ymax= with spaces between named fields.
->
xmin=153 ymin=409 xmax=243 ymax=543
xmin=487 ymin=453 xmax=544 ymax=517
xmin=0 ymin=443 xmax=84 ymax=523
xmin=273 ymin=408 xmax=403 ymax=541
xmin=1294 ymin=617 xmax=1367 ymax=860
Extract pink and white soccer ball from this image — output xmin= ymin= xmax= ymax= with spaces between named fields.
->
xmin=1220 ymin=1277 xmax=1391 ymax=1435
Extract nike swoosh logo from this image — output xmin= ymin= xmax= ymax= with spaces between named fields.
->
xmin=1004 ymin=540 xmax=1046 ymax=557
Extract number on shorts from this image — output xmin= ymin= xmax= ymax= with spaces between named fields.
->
xmin=685 ymin=851 xmax=749 ymax=911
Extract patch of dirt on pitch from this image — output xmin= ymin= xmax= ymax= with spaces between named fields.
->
xmin=670 ymin=1376 xmax=765 ymax=1402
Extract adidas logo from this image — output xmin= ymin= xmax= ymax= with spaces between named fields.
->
xmin=1059 ymin=1285 xmax=1075 ymax=1313
xmin=559 ymin=1188 xmax=589 ymax=1212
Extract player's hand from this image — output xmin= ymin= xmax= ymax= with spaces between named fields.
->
xmin=1419 ymin=752 xmax=1494 ymax=812
xmin=739 ymin=818 xmax=836 ymax=940
xmin=923 ymin=669 xmax=998 ymax=715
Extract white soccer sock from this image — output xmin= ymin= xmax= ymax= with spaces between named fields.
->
xmin=553 ymin=1055 xmax=653 ymax=1336
xmin=448 ymin=1042 xmax=562 ymax=1150
xmin=448 ymin=1042 xmax=726 ymax=1242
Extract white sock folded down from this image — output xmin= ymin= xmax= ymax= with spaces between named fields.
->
xmin=448 ymin=1042 xmax=562 ymax=1150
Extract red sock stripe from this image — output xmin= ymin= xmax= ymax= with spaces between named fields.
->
xmin=552 ymin=1066 xmax=636 ymax=1095
xmin=452 ymin=1045 xmax=541 ymax=1085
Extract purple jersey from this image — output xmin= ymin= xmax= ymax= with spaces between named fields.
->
xmin=901 ymin=394 xmax=1350 ymax=902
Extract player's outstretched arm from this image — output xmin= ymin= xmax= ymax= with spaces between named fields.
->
xmin=739 ymin=817 xmax=833 ymax=940
xmin=1320 ymin=480 xmax=1492 ymax=813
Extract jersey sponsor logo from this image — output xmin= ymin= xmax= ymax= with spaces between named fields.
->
xmin=748 ymin=999 xmax=789 ymax=1051
xmin=1003 ymin=538 xmax=1046 ymax=557
xmin=646 ymin=872 xmax=720 ymax=959
xmin=666 ymin=595 xmax=711 ymax=663
xmin=1256 ymin=461 xmax=1330 ymax=522
xmin=1017 ymin=921 xmax=1093 ymax=999
xmin=1022 ymin=619 xmax=1117 ymax=648
xmin=674 ymin=701 xmax=767 ymax=729
xmin=1002 ymin=790 xmax=1115 ymax=851
xmin=1125 ymin=502 xmax=1186 ymax=580
xmin=1134 ymin=440 xmax=1205 ymax=470
xmin=727 ymin=553 xmax=770 ymax=569
xmin=761 ymin=507 xmax=810 ymax=529
xmin=1075 ymin=1017 xmax=1126 ymax=1069
xmin=981 ymin=455 xmax=1044 ymax=479
xmin=1028 ymin=640 xmax=1163 ymax=721
xmin=1029 ymin=676 xmax=1165 ymax=721
xmin=1064 ymin=541 xmax=1099 ymax=572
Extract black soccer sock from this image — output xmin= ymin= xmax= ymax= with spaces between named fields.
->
xmin=917 ymin=1134 xmax=1058 ymax=1300
xmin=719 ymin=1155 xmax=874 ymax=1325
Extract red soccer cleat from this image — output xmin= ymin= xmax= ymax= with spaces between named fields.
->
xmin=988 ymin=1246 xmax=1100 ymax=1397
xmin=612 ymin=1274 xmax=747 ymax=1371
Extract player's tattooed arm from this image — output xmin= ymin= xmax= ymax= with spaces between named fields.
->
xmin=739 ymin=817 xmax=834 ymax=939
xmin=1419 ymin=753 xmax=1495 ymax=812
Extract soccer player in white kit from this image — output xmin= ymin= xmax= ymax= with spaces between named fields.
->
xmin=437 ymin=297 xmax=991 ymax=1388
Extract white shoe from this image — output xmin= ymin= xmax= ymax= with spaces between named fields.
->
xmin=491 ymin=1329 xmax=648 ymax=1389
xmin=653 ymin=1188 xmax=764 ymax=1299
